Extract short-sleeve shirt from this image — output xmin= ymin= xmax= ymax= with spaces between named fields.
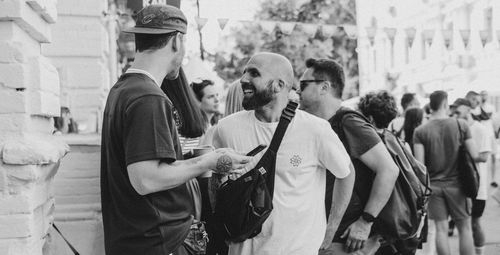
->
xmin=413 ymin=118 xmax=471 ymax=186
xmin=469 ymin=121 xmax=492 ymax=200
xmin=327 ymin=107 xmax=382 ymax=241
xmin=212 ymin=110 xmax=351 ymax=255
xmin=100 ymin=73 xmax=193 ymax=255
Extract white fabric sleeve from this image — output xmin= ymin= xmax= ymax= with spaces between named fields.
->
xmin=480 ymin=125 xmax=492 ymax=153
xmin=317 ymin=121 xmax=351 ymax=179
xmin=211 ymin=125 xmax=224 ymax=149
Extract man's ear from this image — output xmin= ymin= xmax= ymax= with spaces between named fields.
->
xmin=319 ymin=81 xmax=331 ymax=95
xmin=171 ymin=33 xmax=180 ymax=52
xmin=275 ymin=79 xmax=286 ymax=93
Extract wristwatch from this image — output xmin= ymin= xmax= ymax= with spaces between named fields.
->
xmin=361 ymin=212 xmax=376 ymax=223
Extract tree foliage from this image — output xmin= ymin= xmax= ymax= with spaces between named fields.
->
xmin=210 ymin=0 xmax=359 ymax=98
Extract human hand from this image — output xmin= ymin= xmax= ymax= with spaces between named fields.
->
xmin=210 ymin=148 xmax=252 ymax=174
xmin=340 ymin=218 xmax=372 ymax=253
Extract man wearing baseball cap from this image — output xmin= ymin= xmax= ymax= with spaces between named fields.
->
xmin=100 ymin=4 xmax=253 ymax=255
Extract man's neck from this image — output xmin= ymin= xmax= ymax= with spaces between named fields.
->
xmin=130 ymin=54 xmax=171 ymax=86
xmin=316 ymin=97 xmax=342 ymax=121
xmin=430 ymin=110 xmax=448 ymax=120
xmin=254 ymin=97 xmax=288 ymax=123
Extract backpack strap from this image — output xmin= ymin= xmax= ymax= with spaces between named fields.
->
xmin=53 ymin=224 xmax=80 ymax=255
xmin=268 ymin=101 xmax=298 ymax=153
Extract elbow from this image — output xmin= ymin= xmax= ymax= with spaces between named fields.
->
xmin=131 ymin=178 xmax=151 ymax=196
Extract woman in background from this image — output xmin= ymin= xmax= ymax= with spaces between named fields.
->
xmin=402 ymin=108 xmax=425 ymax=154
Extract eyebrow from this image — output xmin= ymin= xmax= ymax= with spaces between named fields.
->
xmin=244 ymin=67 xmax=260 ymax=75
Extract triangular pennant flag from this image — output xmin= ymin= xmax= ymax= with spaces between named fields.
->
xmin=343 ymin=25 xmax=357 ymax=39
xmin=405 ymin=28 xmax=417 ymax=47
xmin=260 ymin=21 xmax=276 ymax=34
xmin=442 ymin=29 xmax=453 ymax=49
xmin=194 ymin=17 xmax=208 ymax=30
xmin=459 ymin=29 xmax=471 ymax=48
xmin=479 ymin=30 xmax=490 ymax=47
xmin=278 ymin=22 xmax=296 ymax=35
xmin=366 ymin=27 xmax=376 ymax=46
xmin=299 ymin=23 xmax=319 ymax=37
xmin=217 ymin=18 xmax=229 ymax=31
xmin=422 ymin=29 xmax=435 ymax=46
xmin=384 ymin=28 xmax=397 ymax=43
xmin=322 ymin=25 xmax=337 ymax=38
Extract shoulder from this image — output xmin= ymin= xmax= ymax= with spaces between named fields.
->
xmin=215 ymin=110 xmax=253 ymax=133
xmin=118 ymin=74 xmax=166 ymax=101
xmin=294 ymin=110 xmax=333 ymax=133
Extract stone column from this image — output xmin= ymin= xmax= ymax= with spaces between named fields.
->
xmin=0 ymin=0 xmax=69 ymax=254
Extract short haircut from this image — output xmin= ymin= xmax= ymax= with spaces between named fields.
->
xmin=429 ymin=90 xmax=448 ymax=111
xmin=358 ymin=90 xmax=398 ymax=129
xmin=191 ymin=79 xmax=214 ymax=101
xmin=135 ymin=32 xmax=177 ymax=52
xmin=465 ymin=90 xmax=479 ymax=99
xmin=305 ymin=58 xmax=345 ymax=98
xmin=401 ymin=93 xmax=416 ymax=110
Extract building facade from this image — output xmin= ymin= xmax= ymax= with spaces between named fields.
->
xmin=356 ymin=0 xmax=500 ymax=103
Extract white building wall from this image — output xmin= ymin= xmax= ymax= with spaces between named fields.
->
xmin=356 ymin=0 xmax=500 ymax=100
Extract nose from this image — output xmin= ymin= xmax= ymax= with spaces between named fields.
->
xmin=240 ymin=74 xmax=250 ymax=84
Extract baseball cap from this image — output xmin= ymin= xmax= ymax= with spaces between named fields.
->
xmin=123 ymin=4 xmax=187 ymax=34
xmin=451 ymin=98 xmax=472 ymax=108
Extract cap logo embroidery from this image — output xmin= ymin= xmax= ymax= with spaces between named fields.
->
xmin=142 ymin=14 xmax=155 ymax=24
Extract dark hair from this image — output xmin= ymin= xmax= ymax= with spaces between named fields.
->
xmin=401 ymin=93 xmax=416 ymax=110
xmin=135 ymin=32 xmax=177 ymax=52
xmin=161 ymin=68 xmax=206 ymax=138
xmin=358 ymin=90 xmax=398 ymax=129
xmin=429 ymin=90 xmax=448 ymax=111
xmin=465 ymin=90 xmax=479 ymax=99
xmin=423 ymin=103 xmax=431 ymax=114
xmin=305 ymin=58 xmax=345 ymax=98
xmin=403 ymin=108 xmax=424 ymax=150
xmin=190 ymin=79 xmax=214 ymax=101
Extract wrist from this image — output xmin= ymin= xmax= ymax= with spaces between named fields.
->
xmin=360 ymin=212 xmax=376 ymax=224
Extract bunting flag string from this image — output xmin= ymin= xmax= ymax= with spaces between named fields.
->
xmin=217 ymin=18 xmax=229 ymax=31
xmin=192 ymin=15 xmax=496 ymax=51
xmin=194 ymin=17 xmax=208 ymax=31
xmin=405 ymin=28 xmax=417 ymax=48
xmin=459 ymin=29 xmax=471 ymax=48
xmin=442 ymin=29 xmax=453 ymax=49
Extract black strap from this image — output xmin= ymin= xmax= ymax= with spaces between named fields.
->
xmin=268 ymin=101 xmax=298 ymax=153
xmin=53 ymin=224 xmax=80 ymax=255
xmin=456 ymin=119 xmax=464 ymax=144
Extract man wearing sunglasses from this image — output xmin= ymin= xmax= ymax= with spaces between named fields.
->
xmin=298 ymin=58 xmax=399 ymax=254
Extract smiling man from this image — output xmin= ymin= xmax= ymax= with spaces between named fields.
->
xmin=212 ymin=52 xmax=354 ymax=255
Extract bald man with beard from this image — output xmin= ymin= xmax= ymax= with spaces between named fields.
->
xmin=212 ymin=53 xmax=355 ymax=255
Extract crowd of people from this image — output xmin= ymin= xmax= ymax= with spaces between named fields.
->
xmin=99 ymin=4 xmax=499 ymax=255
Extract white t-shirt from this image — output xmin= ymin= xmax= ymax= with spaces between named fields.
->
xmin=469 ymin=121 xmax=492 ymax=200
xmin=212 ymin=110 xmax=351 ymax=255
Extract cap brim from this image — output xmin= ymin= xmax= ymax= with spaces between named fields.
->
xmin=122 ymin=27 xmax=179 ymax=34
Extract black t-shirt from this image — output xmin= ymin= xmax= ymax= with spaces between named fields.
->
xmin=100 ymin=73 xmax=193 ymax=255
xmin=326 ymin=107 xmax=381 ymax=242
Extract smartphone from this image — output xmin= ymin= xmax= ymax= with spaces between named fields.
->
xmin=246 ymin=144 xmax=267 ymax=156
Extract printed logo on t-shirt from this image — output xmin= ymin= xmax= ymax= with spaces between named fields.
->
xmin=290 ymin=155 xmax=302 ymax=167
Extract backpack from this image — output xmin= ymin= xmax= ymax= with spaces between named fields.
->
xmin=330 ymin=109 xmax=431 ymax=241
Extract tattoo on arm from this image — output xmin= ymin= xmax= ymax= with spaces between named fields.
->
xmin=215 ymin=154 xmax=232 ymax=173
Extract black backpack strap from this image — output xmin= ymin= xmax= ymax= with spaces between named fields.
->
xmin=53 ymin=224 xmax=80 ymax=255
xmin=268 ymin=101 xmax=298 ymax=153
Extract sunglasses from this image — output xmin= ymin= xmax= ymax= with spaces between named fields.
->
xmin=299 ymin=80 xmax=326 ymax=91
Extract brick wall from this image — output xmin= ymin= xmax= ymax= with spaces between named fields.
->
xmin=42 ymin=0 xmax=113 ymax=134
xmin=0 ymin=1 xmax=69 ymax=254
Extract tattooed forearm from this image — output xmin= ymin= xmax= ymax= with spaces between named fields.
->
xmin=215 ymin=154 xmax=232 ymax=173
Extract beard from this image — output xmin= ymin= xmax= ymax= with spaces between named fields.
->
xmin=241 ymin=80 xmax=275 ymax=110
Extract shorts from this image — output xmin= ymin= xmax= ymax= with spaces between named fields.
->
xmin=471 ymin=199 xmax=486 ymax=218
xmin=428 ymin=185 xmax=471 ymax=221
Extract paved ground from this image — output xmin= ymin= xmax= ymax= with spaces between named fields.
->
xmin=448 ymin=188 xmax=500 ymax=255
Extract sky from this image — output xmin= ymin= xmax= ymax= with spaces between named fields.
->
xmin=180 ymin=0 xmax=262 ymax=58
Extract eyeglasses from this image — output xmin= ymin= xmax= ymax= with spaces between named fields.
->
xmin=299 ymin=80 xmax=326 ymax=91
